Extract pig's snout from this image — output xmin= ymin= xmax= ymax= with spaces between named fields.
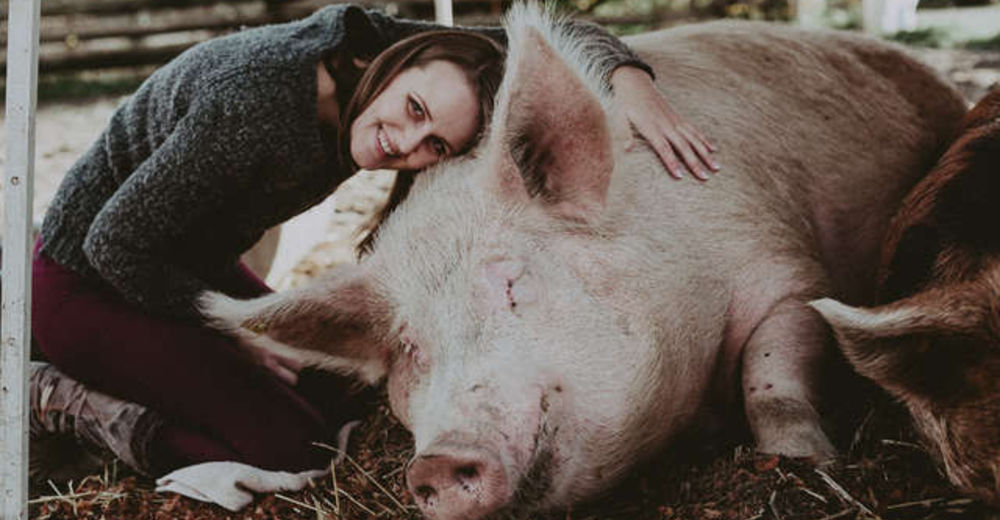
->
xmin=407 ymin=443 xmax=510 ymax=520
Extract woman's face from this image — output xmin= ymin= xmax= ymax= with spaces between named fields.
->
xmin=350 ymin=60 xmax=481 ymax=171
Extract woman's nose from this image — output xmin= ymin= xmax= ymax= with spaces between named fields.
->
xmin=398 ymin=124 xmax=430 ymax=156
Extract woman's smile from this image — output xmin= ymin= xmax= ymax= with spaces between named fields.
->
xmin=377 ymin=126 xmax=400 ymax=158
xmin=350 ymin=60 xmax=480 ymax=171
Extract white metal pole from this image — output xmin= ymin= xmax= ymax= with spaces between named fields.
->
xmin=791 ymin=0 xmax=827 ymax=28
xmin=861 ymin=0 xmax=887 ymax=34
xmin=2 ymin=0 xmax=41 ymax=516
xmin=434 ymin=0 xmax=454 ymax=26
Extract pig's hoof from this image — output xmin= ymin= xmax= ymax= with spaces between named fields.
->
xmin=757 ymin=434 xmax=837 ymax=465
xmin=750 ymin=398 xmax=837 ymax=463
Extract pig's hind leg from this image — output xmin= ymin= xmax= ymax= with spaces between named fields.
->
xmin=742 ymin=297 xmax=836 ymax=462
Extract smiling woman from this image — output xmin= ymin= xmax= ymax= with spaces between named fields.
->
xmin=25 ymin=1 xmax=718 ymax=495
xmin=343 ymin=31 xmax=502 ymax=171
xmin=351 ymin=61 xmax=480 ymax=170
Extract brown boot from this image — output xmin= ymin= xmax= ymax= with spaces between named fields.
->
xmin=30 ymin=362 xmax=163 ymax=480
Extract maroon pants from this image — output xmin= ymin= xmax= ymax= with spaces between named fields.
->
xmin=31 ymin=242 xmax=372 ymax=473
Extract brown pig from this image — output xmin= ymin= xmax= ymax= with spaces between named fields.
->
xmin=202 ymin=5 xmax=967 ymax=519
xmin=811 ymin=89 xmax=1000 ymax=505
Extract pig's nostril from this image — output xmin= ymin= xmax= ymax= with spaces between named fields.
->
xmin=455 ymin=464 xmax=479 ymax=487
xmin=415 ymin=484 xmax=437 ymax=505
xmin=407 ymin=445 xmax=509 ymax=517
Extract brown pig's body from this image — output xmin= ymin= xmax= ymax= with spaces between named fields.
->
xmin=813 ymin=90 xmax=1000 ymax=505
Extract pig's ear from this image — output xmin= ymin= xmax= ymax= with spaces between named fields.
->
xmin=486 ymin=27 xmax=614 ymax=222
xmin=879 ymin=90 xmax=1000 ymax=300
xmin=199 ymin=266 xmax=393 ymax=385
xmin=809 ymin=287 xmax=998 ymax=400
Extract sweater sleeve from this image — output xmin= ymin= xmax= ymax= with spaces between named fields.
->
xmin=82 ymin=81 xmax=275 ymax=320
xmin=346 ymin=6 xmax=653 ymax=88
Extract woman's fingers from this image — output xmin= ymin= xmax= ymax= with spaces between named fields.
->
xmin=690 ymin=125 xmax=718 ymax=154
xmin=247 ymin=343 xmax=304 ymax=386
xmin=639 ymin=112 xmax=718 ymax=180
xmin=648 ymin=133 xmax=685 ymax=179
xmin=609 ymin=67 xmax=719 ymax=180
xmin=679 ymin=126 xmax=719 ymax=173
xmin=265 ymin=357 xmax=300 ymax=386
xmin=662 ymin=129 xmax=708 ymax=181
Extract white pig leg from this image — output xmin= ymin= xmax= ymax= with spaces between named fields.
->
xmin=742 ymin=297 xmax=836 ymax=461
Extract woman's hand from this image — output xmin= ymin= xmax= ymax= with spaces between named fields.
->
xmin=610 ymin=66 xmax=719 ymax=181
xmin=245 ymin=342 xmax=304 ymax=386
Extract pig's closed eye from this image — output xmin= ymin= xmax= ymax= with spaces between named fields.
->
xmin=507 ymin=277 xmax=538 ymax=314
xmin=483 ymin=260 xmax=534 ymax=314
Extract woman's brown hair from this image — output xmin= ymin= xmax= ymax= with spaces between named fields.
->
xmin=332 ymin=30 xmax=506 ymax=255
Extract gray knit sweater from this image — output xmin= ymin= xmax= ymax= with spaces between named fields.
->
xmin=40 ymin=4 xmax=650 ymax=321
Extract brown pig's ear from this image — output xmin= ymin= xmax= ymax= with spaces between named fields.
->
xmin=879 ymin=90 xmax=1000 ymax=300
xmin=199 ymin=265 xmax=394 ymax=385
xmin=485 ymin=26 xmax=614 ymax=223
xmin=809 ymin=286 xmax=997 ymax=401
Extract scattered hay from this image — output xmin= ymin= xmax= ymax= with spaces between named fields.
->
xmin=28 ymin=390 xmax=997 ymax=520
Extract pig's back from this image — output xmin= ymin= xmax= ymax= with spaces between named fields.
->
xmin=621 ymin=21 xmax=966 ymax=304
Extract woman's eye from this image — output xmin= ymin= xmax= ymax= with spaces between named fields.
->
xmin=409 ymin=97 xmax=424 ymax=117
xmin=432 ymin=138 xmax=447 ymax=157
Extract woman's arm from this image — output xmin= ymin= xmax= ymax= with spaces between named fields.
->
xmin=346 ymin=6 xmax=717 ymax=179
xmin=352 ymin=7 xmax=645 ymax=86
xmin=82 ymin=81 xmax=278 ymax=321
xmin=611 ymin=67 xmax=718 ymax=180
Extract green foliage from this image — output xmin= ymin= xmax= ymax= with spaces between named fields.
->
xmin=40 ymin=75 xmax=147 ymax=101
xmin=715 ymin=0 xmax=791 ymax=20
xmin=690 ymin=0 xmax=790 ymax=21
xmin=887 ymin=27 xmax=950 ymax=48
xmin=917 ymin=0 xmax=957 ymax=8
xmin=964 ymin=31 xmax=1000 ymax=49
xmin=590 ymin=0 xmax=792 ymax=27
xmin=823 ymin=0 xmax=863 ymax=29
xmin=0 ymin=71 xmax=149 ymax=103
xmin=608 ymin=22 xmax=662 ymax=35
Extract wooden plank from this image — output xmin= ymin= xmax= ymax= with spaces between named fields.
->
xmin=0 ymin=0 xmax=263 ymax=19
xmin=3 ymin=2 xmax=273 ymax=44
xmin=0 ymin=0 xmax=503 ymax=46
xmin=0 ymin=10 xmax=673 ymax=73
xmin=0 ymin=0 xmax=498 ymax=19
xmin=0 ymin=7 xmax=667 ymax=49
xmin=0 ymin=0 xmax=679 ymax=75
xmin=34 ymin=42 xmax=197 ymax=72
xmin=1 ymin=0 xmax=40 ymax=517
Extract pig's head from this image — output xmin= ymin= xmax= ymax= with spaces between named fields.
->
xmin=823 ymin=89 xmax=1000 ymax=504
xmin=809 ymin=268 xmax=1000 ymax=503
xmin=202 ymin=5 xmax=682 ymax=519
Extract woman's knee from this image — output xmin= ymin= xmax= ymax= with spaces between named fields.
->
xmin=226 ymin=418 xmax=332 ymax=472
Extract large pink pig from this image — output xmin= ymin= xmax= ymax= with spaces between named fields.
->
xmin=202 ymin=6 xmax=967 ymax=519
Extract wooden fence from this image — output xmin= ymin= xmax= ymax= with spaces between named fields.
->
xmin=0 ymin=0 xmax=676 ymax=74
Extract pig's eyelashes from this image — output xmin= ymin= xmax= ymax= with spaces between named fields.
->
xmin=401 ymin=339 xmax=424 ymax=362
xmin=400 ymin=339 xmax=431 ymax=371
xmin=398 ymin=328 xmax=424 ymax=363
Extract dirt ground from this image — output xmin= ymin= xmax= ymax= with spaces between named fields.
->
xmin=7 ymin=44 xmax=1000 ymax=520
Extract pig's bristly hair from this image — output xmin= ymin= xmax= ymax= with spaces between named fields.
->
xmin=495 ymin=2 xmax=613 ymax=125
xmin=366 ymin=4 xmax=616 ymax=313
